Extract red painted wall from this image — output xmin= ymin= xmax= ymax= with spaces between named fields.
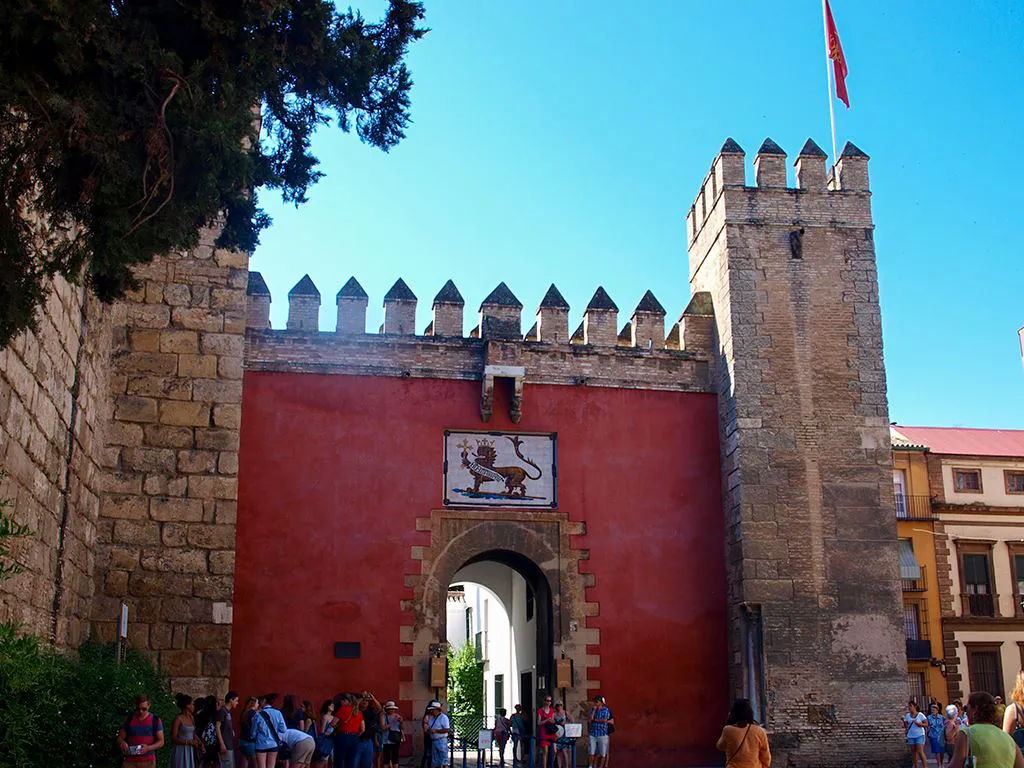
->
xmin=233 ymin=372 xmax=727 ymax=765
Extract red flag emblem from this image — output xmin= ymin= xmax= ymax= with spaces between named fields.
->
xmin=825 ymin=0 xmax=849 ymax=107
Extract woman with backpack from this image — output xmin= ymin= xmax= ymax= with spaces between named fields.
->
xmin=1003 ymin=670 xmax=1024 ymax=751
xmin=195 ymin=697 xmax=220 ymax=768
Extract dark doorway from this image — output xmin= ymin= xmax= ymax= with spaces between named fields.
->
xmin=520 ymin=671 xmax=534 ymax=734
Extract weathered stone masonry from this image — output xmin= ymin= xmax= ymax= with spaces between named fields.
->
xmin=687 ymin=138 xmax=906 ymax=766
xmin=0 ymin=276 xmax=111 ymax=648
xmin=90 ymin=228 xmax=249 ymax=695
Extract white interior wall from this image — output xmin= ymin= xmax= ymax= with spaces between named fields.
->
xmin=448 ymin=560 xmax=536 ymax=722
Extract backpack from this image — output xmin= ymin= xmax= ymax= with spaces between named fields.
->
xmin=201 ymin=720 xmax=218 ymax=747
xmin=1013 ymin=704 xmax=1024 ymax=749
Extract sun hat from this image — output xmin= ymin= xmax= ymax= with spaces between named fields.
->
xmin=384 ymin=701 xmax=399 ymax=710
xmin=427 ymin=700 xmax=442 ymax=710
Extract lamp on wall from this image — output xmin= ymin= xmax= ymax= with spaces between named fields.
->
xmin=929 ymin=658 xmax=947 ymax=678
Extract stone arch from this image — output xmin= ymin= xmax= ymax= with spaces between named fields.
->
xmin=399 ymin=509 xmax=599 ymax=732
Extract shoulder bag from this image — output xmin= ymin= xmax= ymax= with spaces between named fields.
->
xmin=606 ymin=709 xmax=615 ymax=736
xmin=725 ymin=725 xmax=752 ymax=767
xmin=259 ymin=710 xmax=282 ymax=747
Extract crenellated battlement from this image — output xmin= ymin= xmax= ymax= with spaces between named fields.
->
xmin=243 ymin=274 xmax=716 ymax=396
xmin=686 ymin=137 xmax=872 ymax=275
xmin=246 ymin=274 xmax=711 ymax=356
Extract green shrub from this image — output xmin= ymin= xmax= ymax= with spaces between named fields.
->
xmin=0 ymin=625 xmax=176 ymax=767
xmin=447 ymin=643 xmax=484 ymax=739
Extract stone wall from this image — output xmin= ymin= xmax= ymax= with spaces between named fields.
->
xmin=688 ymin=139 xmax=906 ymax=767
xmin=0 ymin=275 xmax=111 ymax=648
xmin=91 ymin=228 xmax=249 ymax=697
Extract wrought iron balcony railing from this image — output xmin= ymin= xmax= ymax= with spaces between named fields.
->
xmin=902 ymin=565 xmax=928 ymax=593
xmin=961 ymin=592 xmax=998 ymax=618
xmin=895 ymin=494 xmax=935 ymax=520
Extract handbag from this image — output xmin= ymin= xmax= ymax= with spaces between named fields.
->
xmin=606 ymin=710 xmax=615 ymax=736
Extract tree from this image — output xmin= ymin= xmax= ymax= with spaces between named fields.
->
xmin=447 ymin=642 xmax=484 ymax=738
xmin=0 ymin=0 xmax=425 ymax=346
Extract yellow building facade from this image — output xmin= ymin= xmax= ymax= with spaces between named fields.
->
xmin=891 ymin=428 xmax=947 ymax=703
xmin=894 ymin=425 xmax=1024 ymax=703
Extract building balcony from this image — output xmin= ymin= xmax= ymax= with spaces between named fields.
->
xmin=895 ymin=495 xmax=934 ymax=520
xmin=961 ymin=593 xmax=998 ymax=618
xmin=906 ymin=638 xmax=932 ymax=661
xmin=902 ymin=566 xmax=928 ymax=593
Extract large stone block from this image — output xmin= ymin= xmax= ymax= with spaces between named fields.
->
xmin=150 ymin=497 xmax=204 ymax=522
xmin=159 ymin=401 xmax=211 ymax=427
xmin=187 ymin=624 xmax=231 ymax=650
xmin=186 ymin=524 xmax=235 ymax=550
xmin=160 ymin=649 xmax=203 ymax=677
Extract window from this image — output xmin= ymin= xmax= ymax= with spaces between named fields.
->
xmin=494 ymin=674 xmax=505 ymax=710
xmin=894 ymin=470 xmax=908 ymax=517
xmin=899 ymin=540 xmax=922 ymax=581
xmin=1009 ymin=546 xmax=1024 ymax=616
xmin=904 ymin=603 xmax=920 ymax=640
xmin=465 ymin=606 xmax=473 ymax=642
xmin=908 ymin=671 xmax=926 ymax=706
xmin=954 ymin=468 xmax=983 ymax=493
xmin=1006 ymin=471 xmax=1024 ymax=495
xmin=960 ymin=548 xmax=996 ymax=617
xmin=966 ymin=645 xmax=1004 ymax=698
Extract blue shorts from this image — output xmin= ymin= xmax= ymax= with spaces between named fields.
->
xmin=908 ymin=735 xmax=925 ymax=746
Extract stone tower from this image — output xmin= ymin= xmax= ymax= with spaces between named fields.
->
xmin=687 ymin=138 xmax=905 ymax=765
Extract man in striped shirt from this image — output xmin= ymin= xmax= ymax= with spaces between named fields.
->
xmin=118 ymin=693 xmax=165 ymax=765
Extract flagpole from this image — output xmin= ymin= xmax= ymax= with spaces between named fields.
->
xmin=821 ymin=0 xmax=839 ymax=171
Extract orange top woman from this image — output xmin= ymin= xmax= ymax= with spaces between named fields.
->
xmin=716 ymin=699 xmax=771 ymax=768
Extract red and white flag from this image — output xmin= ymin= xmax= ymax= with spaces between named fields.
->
xmin=824 ymin=0 xmax=850 ymax=107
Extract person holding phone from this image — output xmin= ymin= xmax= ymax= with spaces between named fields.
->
xmin=119 ymin=693 xmax=165 ymax=766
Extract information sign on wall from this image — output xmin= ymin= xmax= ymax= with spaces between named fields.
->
xmin=443 ymin=431 xmax=557 ymax=508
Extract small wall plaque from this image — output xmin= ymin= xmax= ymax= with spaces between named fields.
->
xmin=334 ymin=642 xmax=361 ymax=659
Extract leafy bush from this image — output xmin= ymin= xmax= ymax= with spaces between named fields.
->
xmin=0 ymin=626 xmax=175 ymax=767
xmin=447 ymin=642 xmax=483 ymax=739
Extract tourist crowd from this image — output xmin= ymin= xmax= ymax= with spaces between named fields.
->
xmin=117 ymin=690 xmax=616 ymax=768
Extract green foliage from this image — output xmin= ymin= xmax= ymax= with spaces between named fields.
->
xmin=0 ymin=628 xmax=176 ymax=767
xmin=0 ymin=0 xmax=425 ymax=346
xmin=0 ymin=477 xmax=31 ymax=580
xmin=447 ymin=642 xmax=483 ymax=738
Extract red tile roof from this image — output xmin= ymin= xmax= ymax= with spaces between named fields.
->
xmin=893 ymin=425 xmax=1024 ymax=458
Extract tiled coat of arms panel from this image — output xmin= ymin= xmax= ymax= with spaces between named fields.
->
xmin=443 ymin=431 xmax=557 ymax=508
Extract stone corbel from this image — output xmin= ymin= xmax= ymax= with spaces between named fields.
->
xmin=480 ymin=365 xmax=525 ymax=423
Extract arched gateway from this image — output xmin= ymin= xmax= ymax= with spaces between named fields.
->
xmin=403 ymin=514 xmax=582 ymax=723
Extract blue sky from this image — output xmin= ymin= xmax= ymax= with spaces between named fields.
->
xmin=253 ymin=1 xmax=1024 ymax=428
